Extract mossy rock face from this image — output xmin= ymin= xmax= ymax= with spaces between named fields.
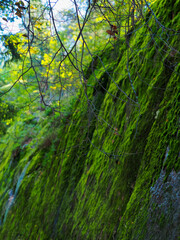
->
xmin=0 ymin=0 xmax=180 ymax=239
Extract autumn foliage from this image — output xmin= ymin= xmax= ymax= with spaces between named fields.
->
xmin=106 ymin=25 xmax=118 ymax=40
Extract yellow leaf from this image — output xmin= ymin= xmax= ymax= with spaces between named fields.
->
xmin=69 ymin=26 xmax=75 ymax=30
xmin=95 ymin=16 xmax=104 ymax=22
xmin=30 ymin=5 xmax=37 ymax=10
xmin=61 ymin=72 xmax=65 ymax=78
xmin=50 ymin=86 xmax=57 ymax=90
xmin=6 ymin=119 xmax=12 ymax=125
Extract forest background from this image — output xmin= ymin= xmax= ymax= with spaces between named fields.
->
xmin=0 ymin=0 xmax=159 ymax=130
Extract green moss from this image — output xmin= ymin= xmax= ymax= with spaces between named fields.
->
xmin=0 ymin=0 xmax=179 ymax=239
